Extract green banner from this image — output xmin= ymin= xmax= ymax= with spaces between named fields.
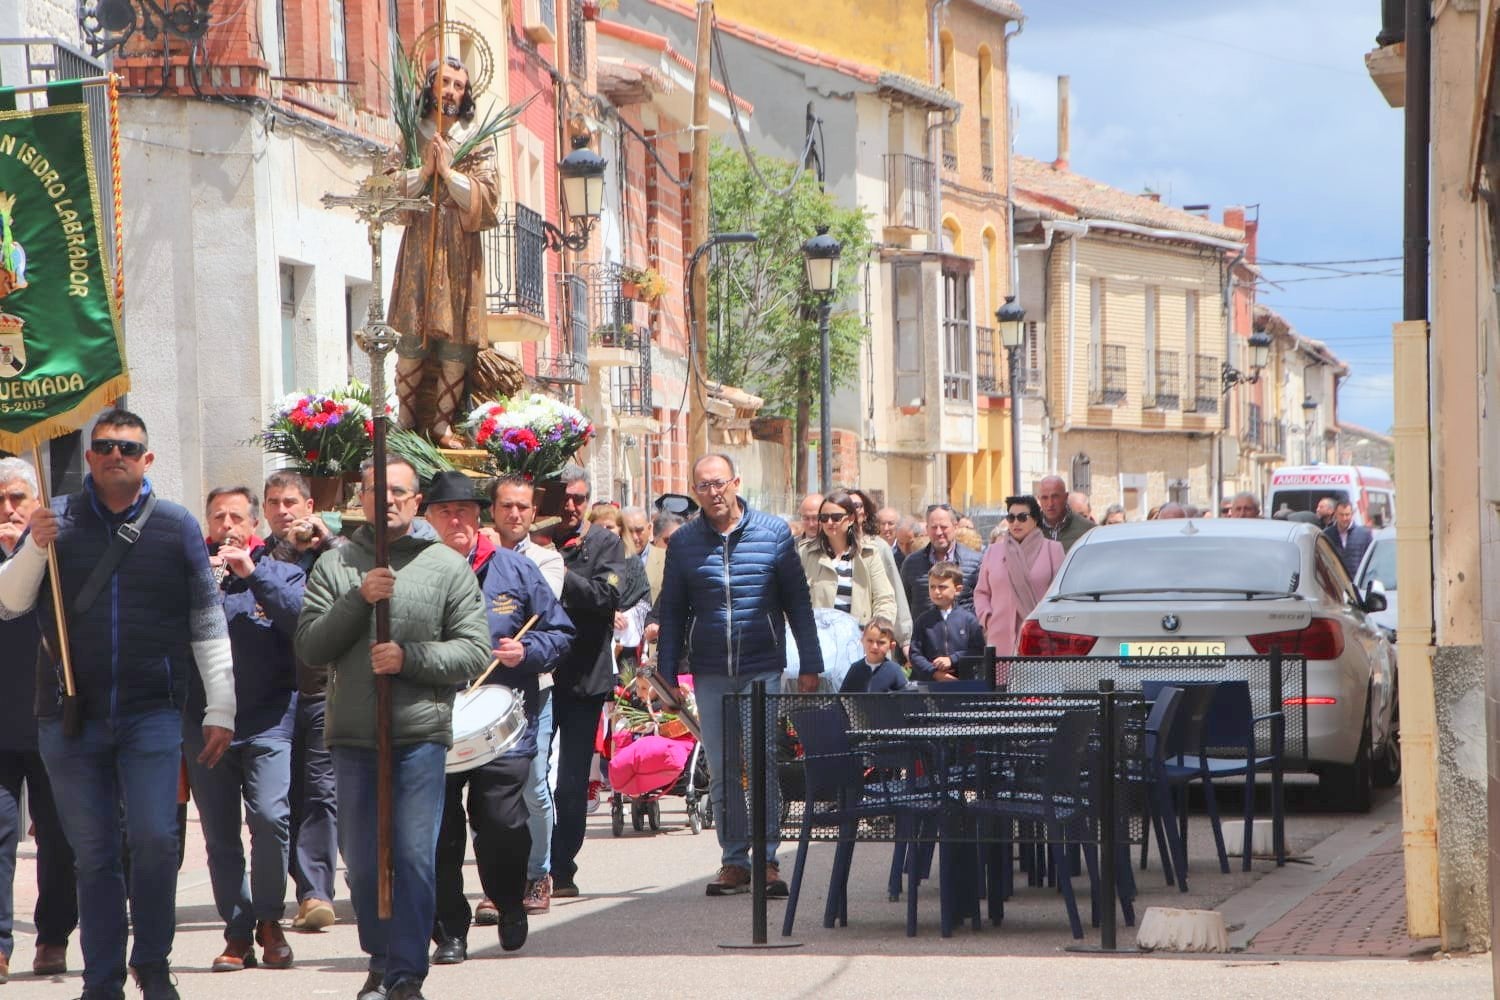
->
xmin=0 ymin=82 xmax=127 ymax=452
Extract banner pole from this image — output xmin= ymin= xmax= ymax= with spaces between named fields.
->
xmin=30 ymin=445 xmax=79 ymax=733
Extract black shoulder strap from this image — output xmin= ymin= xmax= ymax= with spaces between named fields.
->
xmin=71 ymin=492 xmax=159 ymax=616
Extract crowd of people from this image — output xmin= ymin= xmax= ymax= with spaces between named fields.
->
xmin=0 ymin=407 xmax=1368 ymax=1000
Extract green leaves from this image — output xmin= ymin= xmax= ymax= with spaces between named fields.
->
xmin=706 ymin=142 xmax=872 ymax=422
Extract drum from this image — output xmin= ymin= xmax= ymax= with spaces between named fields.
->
xmin=446 ymin=684 xmax=528 ymax=773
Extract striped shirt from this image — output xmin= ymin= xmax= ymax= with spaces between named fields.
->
xmin=833 ymin=551 xmax=855 ymax=614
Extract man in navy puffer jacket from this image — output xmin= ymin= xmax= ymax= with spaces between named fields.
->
xmin=655 ymin=453 xmax=822 ymax=898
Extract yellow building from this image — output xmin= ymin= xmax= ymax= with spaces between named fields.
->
xmin=1011 ymin=154 xmax=1245 ymax=517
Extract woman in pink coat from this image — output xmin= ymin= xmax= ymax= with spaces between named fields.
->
xmin=974 ymin=495 xmax=1066 ymax=673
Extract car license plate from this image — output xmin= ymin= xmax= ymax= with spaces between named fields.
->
xmin=1119 ymin=641 xmax=1227 ymax=656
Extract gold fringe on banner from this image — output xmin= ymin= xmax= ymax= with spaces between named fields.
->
xmin=0 ymin=372 xmax=132 ymax=456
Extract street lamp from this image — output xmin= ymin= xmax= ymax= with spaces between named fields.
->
xmin=1302 ymin=393 xmax=1320 ymax=464
xmin=542 ymin=135 xmax=608 ymax=252
xmin=1220 ymin=330 xmax=1273 ymax=393
xmin=996 ymin=295 xmax=1027 ymax=495
xmin=803 ymin=226 xmax=843 ymax=494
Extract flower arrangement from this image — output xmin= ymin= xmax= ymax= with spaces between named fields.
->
xmin=258 ymin=382 xmax=374 ymax=477
xmin=463 ymin=393 xmax=595 ymax=479
xmin=620 ymin=265 xmax=667 ymax=302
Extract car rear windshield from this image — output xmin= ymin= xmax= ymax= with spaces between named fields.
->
xmin=1057 ymin=537 xmax=1303 ymax=599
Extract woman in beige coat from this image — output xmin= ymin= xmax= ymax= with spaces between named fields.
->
xmin=799 ymin=490 xmax=897 ymax=625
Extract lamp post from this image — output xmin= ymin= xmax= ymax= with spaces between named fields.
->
xmin=1302 ymin=393 xmax=1320 ymax=464
xmin=803 ymin=226 xmax=843 ymax=494
xmin=541 ymin=135 xmax=608 ymax=252
xmin=1220 ymin=330 xmax=1273 ymax=393
xmin=996 ymin=295 xmax=1026 ymax=495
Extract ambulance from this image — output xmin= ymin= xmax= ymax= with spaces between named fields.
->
xmin=1266 ymin=465 xmax=1395 ymax=527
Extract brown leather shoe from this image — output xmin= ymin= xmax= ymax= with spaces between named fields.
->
xmin=256 ymin=921 xmax=294 ymax=969
xmin=32 ymin=942 xmax=67 ymax=976
xmin=211 ymin=938 xmax=256 ymax=973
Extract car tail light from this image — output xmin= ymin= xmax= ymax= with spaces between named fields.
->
xmin=1283 ymin=696 xmax=1339 ymax=706
xmin=1247 ymin=618 xmax=1345 ymax=659
xmin=1018 ymin=619 xmax=1098 ymax=656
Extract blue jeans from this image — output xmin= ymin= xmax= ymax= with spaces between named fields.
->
xmin=289 ymin=698 xmax=338 ymax=903
xmin=184 ymin=727 xmax=292 ymax=940
xmin=334 ymin=742 xmax=446 ymax=991
xmin=548 ymin=691 xmax=606 ymax=886
xmin=38 ymin=709 xmax=182 ymax=991
xmin=0 ymin=750 xmax=76 ymax=957
xmin=524 ymin=688 xmax=554 ymax=880
xmin=694 ymin=672 xmax=782 ymax=869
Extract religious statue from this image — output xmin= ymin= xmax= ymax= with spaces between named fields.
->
xmin=387 ymin=55 xmax=500 ymax=448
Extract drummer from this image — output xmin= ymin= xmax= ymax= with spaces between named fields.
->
xmin=421 ymin=471 xmax=574 ymax=966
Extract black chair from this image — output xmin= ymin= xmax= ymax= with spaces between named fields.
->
xmin=1178 ymin=680 xmax=1286 ymax=869
xmin=1142 ymin=681 xmax=1232 ymax=880
xmin=967 ymin=710 xmax=1098 ymax=939
xmin=1133 ymin=686 xmax=1193 ymax=890
xmin=781 ymin=707 xmax=951 ymax=938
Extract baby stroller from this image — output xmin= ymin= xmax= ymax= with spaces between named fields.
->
xmin=606 ymin=674 xmax=713 ymax=835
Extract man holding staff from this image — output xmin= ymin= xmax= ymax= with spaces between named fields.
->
xmin=422 ymin=471 xmax=572 ymax=964
xmin=0 ymin=409 xmax=234 ymax=1000
xmin=296 ymin=457 xmax=489 ymax=1000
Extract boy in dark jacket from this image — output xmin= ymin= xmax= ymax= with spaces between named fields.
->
xmin=908 ymin=562 xmax=984 ymax=683
xmin=840 ymin=618 xmax=909 ymax=693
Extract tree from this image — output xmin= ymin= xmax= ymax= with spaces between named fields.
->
xmin=706 ymin=142 xmax=871 ymax=494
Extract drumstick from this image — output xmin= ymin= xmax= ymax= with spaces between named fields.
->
xmin=468 ymin=614 xmax=541 ymax=690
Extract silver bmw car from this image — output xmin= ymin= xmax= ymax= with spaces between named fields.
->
xmin=1018 ymin=518 xmax=1398 ymax=811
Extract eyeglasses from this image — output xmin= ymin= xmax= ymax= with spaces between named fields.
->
xmin=362 ymin=485 xmax=416 ymax=500
xmin=90 ymin=439 xmax=146 ymax=458
xmin=818 ymin=512 xmax=847 ymax=523
xmin=1003 ymin=512 xmax=1032 ymax=523
xmin=693 ymin=478 xmax=735 ymax=495
xmin=561 ymin=492 xmax=590 ymax=506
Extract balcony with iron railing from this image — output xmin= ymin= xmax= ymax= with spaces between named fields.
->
xmin=1144 ymin=349 xmax=1181 ymax=410
xmin=1089 ymin=343 xmax=1128 ymax=406
xmin=484 ymin=204 xmax=549 ymax=341
xmin=885 ymin=154 xmax=933 ymax=232
xmin=568 ymin=0 xmax=588 ymax=79
xmin=611 ymin=363 xmax=651 ymax=418
xmin=975 ymin=326 xmax=1001 ymax=396
xmin=980 ymin=116 xmax=994 ymax=184
xmin=535 ymin=271 xmax=588 ymax=385
xmin=1186 ymin=355 xmax=1220 ymax=414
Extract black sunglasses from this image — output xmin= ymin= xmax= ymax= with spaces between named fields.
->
xmin=90 ymin=439 xmax=147 ymax=458
xmin=818 ymin=512 xmax=847 ymax=523
xmin=1003 ymin=512 xmax=1032 ymax=523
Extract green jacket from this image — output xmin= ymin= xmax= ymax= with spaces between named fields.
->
xmin=295 ymin=526 xmax=490 ymax=750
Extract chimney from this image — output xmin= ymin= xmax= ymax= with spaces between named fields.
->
xmin=1245 ymin=219 xmax=1259 ymax=262
xmin=1222 ymin=206 xmax=1245 ymax=233
xmin=1053 ymin=75 xmax=1070 ymax=171
xmin=1142 ymin=189 xmax=1161 ymax=202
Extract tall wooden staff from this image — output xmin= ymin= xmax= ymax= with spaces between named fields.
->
xmin=421 ymin=0 xmax=450 ymax=343
xmin=323 ymin=171 xmax=428 ymax=919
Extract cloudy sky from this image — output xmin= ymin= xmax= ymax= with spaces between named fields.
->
xmin=1008 ymin=0 xmax=1400 ymax=432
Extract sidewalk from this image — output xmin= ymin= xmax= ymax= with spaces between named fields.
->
xmin=0 ymin=787 xmax=1488 ymax=998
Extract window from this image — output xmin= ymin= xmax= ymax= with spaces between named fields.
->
xmin=978 ymin=46 xmax=994 ymax=183
xmin=329 ymin=0 xmax=349 ymax=95
xmin=940 ymin=31 xmax=956 ymax=169
xmin=1184 ymin=290 xmax=1199 ymax=362
xmin=1144 ymin=286 xmax=1158 ymax=399
xmin=280 ymin=265 xmax=298 ymax=395
xmin=277 ymin=0 xmax=289 ymax=75
xmin=893 ymin=261 xmax=924 ymax=405
xmin=1088 ymin=277 xmax=1104 ymax=398
xmin=942 ymin=265 xmax=972 ymax=402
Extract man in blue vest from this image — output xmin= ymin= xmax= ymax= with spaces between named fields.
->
xmin=0 ymin=409 xmax=235 ymax=1000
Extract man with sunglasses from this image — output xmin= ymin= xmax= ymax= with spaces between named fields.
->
xmin=544 ymin=465 xmax=626 ymax=899
xmin=0 ymin=409 xmax=235 ymax=1000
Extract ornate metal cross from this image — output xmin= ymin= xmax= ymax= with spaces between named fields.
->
xmin=321 ymin=162 xmax=427 ymax=920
